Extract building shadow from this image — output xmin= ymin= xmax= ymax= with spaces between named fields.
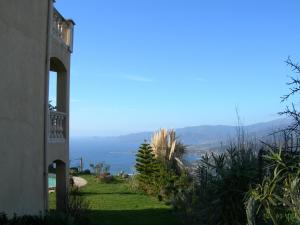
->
xmin=81 ymin=192 xmax=136 ymax=196
xmin=86 ymin=208 xmax=181 ymax=225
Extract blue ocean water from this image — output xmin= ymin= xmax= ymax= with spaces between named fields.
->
xmin=70 ymin=137 xmax=140 ymax=174
xmin=70 ymin=137 xmax=199 ymax=175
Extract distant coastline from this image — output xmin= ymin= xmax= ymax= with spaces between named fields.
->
xmin=70 ymin=118 xmax=290 ymax=174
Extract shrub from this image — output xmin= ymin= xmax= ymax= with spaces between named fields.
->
xmin=245 ymin=58 xmax=300 ymax=225
xmin=67 ymin=186 xmax=90 ymax=224
xmin=135 ymin=140 xmax=191 ymax=202
xmin=246 ymin=144 xmax=300 ymax=225
xmin=70 ymin=167 xmax=79 ymax=175
xmin=173 ymin=143 xmax=261 ymax=225
xmin=135 ymin=131 xmax=190 ymax=202
xmin=127 ymin=175 xmax=142 ymax=193
xmin=0 ymin=211 xmax=77 ymax=225
xmin=90 ymin=162 xmax=111 ymax=180
xmin=0 ymin=186 xmax=91 ymax=225
xmin=154 ymin=163 xmax=191 ymax=202
xmin=98 ymin=174 xmax=114 ymax=183
xmin=82 ymin=169 xmax=91 ymax=175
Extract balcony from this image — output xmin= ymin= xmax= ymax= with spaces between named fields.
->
xmin=52 ymin=7 xmax=74 ymax=52
xmin=48 ymin=110 xmax=66 ymax=143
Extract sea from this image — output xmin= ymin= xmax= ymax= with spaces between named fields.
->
xmin=70 ymin=137 xmax=198 ymax=175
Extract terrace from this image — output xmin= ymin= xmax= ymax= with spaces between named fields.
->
xmin=52 ymin=7 xmax=74 ymax=52
xmin=48 ymin=7 xmax=73 ymax=144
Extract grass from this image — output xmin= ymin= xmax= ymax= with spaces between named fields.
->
xmin=49 ymin=175 xmax=181 ymax=225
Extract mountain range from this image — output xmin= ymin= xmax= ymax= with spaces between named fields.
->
xmin=90 ymin=118 xmax=291 ymax=153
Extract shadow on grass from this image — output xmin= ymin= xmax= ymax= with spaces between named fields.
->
xmin=86 ymin=208 xmax=181 ymax=225
xmin=81 ymin=192 xmax=137 ymax=196
xmin=87 ymin=178 xmax=127 ymax=185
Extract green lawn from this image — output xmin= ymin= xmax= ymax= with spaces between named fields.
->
xmin=49 ymin=175 xmax=181 ymax=225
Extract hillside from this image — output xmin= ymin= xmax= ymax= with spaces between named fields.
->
xmin=69 ymin=118 xmax=291 ymax=173
xmin=91 ymin=118 xmax=290 ymax=147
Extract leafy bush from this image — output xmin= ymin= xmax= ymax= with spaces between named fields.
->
xmin=134 ymin=139 xmax=190 ymax=201
xmin=82 ymin=169 xmax=91 ymax=175
xmin=246 ymin=142 xmax=300 ymax=225
xmin=98 ymin=174 xmax=114 ymax=183
xmin=127 ymin=175 xmax=141 ymax=193
xmin=173 ymin=143 xmax=261 ymax=225
xmin=90 ymin=162 xmax=110 ymax=176
xmin=67 ymin=186 xmax=90 ymax=224
xmin=0 ymin=211 xmax=81 ymax=225
xmin=245 ymin=58 xmax=300 ymax=225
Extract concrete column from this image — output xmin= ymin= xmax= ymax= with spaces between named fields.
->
xmin=56 ymin=161 xmax=67 ymax=211
xmin=56 ymin=71 xmax=67 ymax=112
xmin=56 ymin=71 xmax=68 ymax=140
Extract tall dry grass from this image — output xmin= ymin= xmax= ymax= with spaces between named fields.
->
xmin=150 ymin=128 xmax=185 ymax=162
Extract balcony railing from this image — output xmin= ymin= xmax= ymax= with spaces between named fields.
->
xmin=48 ymin=111 xmax=66 ymax=143
xmin=52 ymin=7 xmax=74 ymax=52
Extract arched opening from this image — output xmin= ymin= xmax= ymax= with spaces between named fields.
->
xmin=49 ymin=71 xmax=57 ymax=108
xmin=48 ymin=160 xmax=68 ymax=211
xmin=49 ymin=57 xmax=67 ymax=112
xmin=48 ymin=57 xmax=68 ymax=142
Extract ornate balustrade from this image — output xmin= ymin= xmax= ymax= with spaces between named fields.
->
xmin=52 ymin=7 xmax=74 ymax=52
xmin=48 ymin=111 xmax=66 ymax=143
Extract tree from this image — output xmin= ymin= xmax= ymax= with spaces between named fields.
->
xmin=135 ymin=142 xmax=158 ymax=191
xmin=279 ymin=57 xmax=300 ymax=134
xmin=246 ymin=58 xmax=300 ymax=225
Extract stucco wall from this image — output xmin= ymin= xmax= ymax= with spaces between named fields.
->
xmin=0 ymin=0 xmax=49 ymax=215
xmin=48 ymin=35 xmax=71 ymax=171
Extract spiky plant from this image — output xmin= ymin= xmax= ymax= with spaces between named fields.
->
xmin=246 ymin=148 xmax=300 ymax=225
xmin=174 ymin=144 xmax=260 ymax=225
xmin=151 ymin=129 xmax=185 ymax=162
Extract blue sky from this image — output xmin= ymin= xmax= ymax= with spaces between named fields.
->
xmin=53 ymin=0 xmax=300 ymax=137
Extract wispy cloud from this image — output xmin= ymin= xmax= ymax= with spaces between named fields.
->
xmin=194 ymin=77 xmax=206 ymax=82
xmin=124 ymin=75 xmax=153 ymax=83
xmin=77 ymin=106 xmax=137 ymax=113
xmin=71 ymin=99 xmax=81 ymax=103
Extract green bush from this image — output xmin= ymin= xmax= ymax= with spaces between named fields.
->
xmin=135 ymin=141 xmax=190 ymax=201
xmin=0 ymin=211 xmax=80 ymax=225
xmin=245 ymin=58 xmax=300 ymax=225
xmin=127 ymin=175 xmax=142 ymax=193
xmin=152 ymin=163 xmax=190 ymax=202
xmin=67 ymin=186 xmax=90 ymax=224
xmin=173 ymin=144 xmax=261 ymax=225
xmin=246 ymin=143 xmax=300 ymax=225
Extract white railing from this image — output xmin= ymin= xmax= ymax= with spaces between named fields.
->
xmin=49 ymin=111 xmax=66 ymax=143
xmin=52 ymin=7 xmax=74 ymax=52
